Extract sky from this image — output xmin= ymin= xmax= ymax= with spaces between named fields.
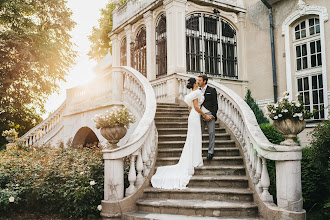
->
xmin=43 ymin=0 xmax=110 ymax=118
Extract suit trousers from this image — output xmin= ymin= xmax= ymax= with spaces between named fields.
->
xmin=201 ymin=112 xmax=215 ymax=155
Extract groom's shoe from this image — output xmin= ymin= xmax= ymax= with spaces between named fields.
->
xmin=207 ymin=154 xmax=213 ymax=160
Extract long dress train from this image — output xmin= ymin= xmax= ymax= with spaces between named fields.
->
xmin=151 ymin=90 xmax=204 ymax=189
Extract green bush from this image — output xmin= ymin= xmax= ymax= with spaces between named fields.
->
xmin=0 ymin=146 xmax=104 ymax=218
xmin=244 ymin=89 xmax=269 ymax=125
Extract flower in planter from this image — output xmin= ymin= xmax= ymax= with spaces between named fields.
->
xmin=90 ymin=180 xmax=96 ymax=186
xmin=93 ymin=107 xmax=136 ymax=129
xmin=265 ymin=92 xmax=314 ymax=121
xmin=2 ymin=128 xmax=18 ymax=137
xmin=9 ymin=196 xmax=15 ymax=203
xmin=97 ymin=205 xmax=102 ymax=211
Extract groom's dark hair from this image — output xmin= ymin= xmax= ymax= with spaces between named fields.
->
xmin=198 ymin=74 xmax=208 ymax=84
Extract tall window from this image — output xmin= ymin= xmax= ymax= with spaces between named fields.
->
xmin=293 ymin=17 xmax=324 ymax=119
xmin=186 ymin=13 xmax=237 ymax=78
xmin=120 ymin=37 xmax=127 ymax=66
xmin=132 ymin=27 xmax=147 ymax=77
xmin=156 ymin=14 xmax=167 ymax=78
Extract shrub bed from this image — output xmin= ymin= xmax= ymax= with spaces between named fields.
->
xmin=0 ymin=146 xmax=104 ymax=218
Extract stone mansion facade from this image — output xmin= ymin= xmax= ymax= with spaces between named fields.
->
xmin=108 ymin=0 xmax=329 ymax=124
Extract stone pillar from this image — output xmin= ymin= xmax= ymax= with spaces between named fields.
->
xmin=101 ymin=151 xmax=124 ymax=219
xmin=125 ymin=25 xmax=132 ymax=67
xmin=110 ymin=35 xmax=123 ymax=103
xmin=111 ymin=34 xmax=120 ymax=66
xmin=238 ymin=12 xmax=247 ymax=96
xmin=164 ymin=0 xmax=187 ymax=75
xmin=144 ymin=11 xmax=156 ymax=81
xmin=276 ymin=159 xmax=303 ymax=212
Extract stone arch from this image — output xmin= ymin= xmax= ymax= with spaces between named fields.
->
xmin=72 ymin=127 xmax=99 ymax=148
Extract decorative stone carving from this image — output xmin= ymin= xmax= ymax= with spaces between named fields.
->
xmin=273 ymin=119 xmax=306 ymax=146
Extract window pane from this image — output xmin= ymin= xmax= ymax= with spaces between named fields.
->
xmin=304 ymin=92 xmax=310 ymax=104
xmin=315 ymin=18 xmax=319 ymax=24
xmin=296 ymin=46 xmax=301 ymax=57
xmin=310 ymin=27 xmax=315 ymax=35
xmin=295 ymin=32 xmax=300 ymax=40
xmin=318 ymin=75 xmax=323 ymax=88
xmin=309 ymin=18 xmax=314 ymax=26
xmin=297 ymin=59 xmax=302 ymax=70
xmin=304 ymin=77 xmax=309 ymax=90
xmin=303 ymin=57 xmax=308 ymax=69
xmin=316 ymin=40 xmax=321 ymax=52
xmin=295 ymin=25 xmax=300 ymax=31
xmin=319 ymin=90 xmax=324 ymax=103
xmin=314 ymin=105 xmax=320 ymax=119
xmin=311 ymin=55 xmax=316 ymax=67
xmin=310 ymin=41 xmax=315 ymax=54
xmin=302 ymin=44 xmax=307 ymax=56
xmin=298 ymin=78 xmax=303 ymax=91
xmin=312 ymin=75 xmax=317 ymax=89
xmin=301 ymin=30 xmax=306 ymax=38
xmin=317 ymin=54 xmax=322 ymax=66
xmin=316 ymin=25 xmax=320 ymax=34
xmin=320 ymin=105 xmax=324 ymax=118
xmin=313 ymin=91 xmax=319 ymax=104
xmin=301 ymin=21 xmax=306 ymax=29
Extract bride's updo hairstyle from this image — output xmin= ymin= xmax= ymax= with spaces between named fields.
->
xmin=186 ymin=78 xmax=196 ymax=89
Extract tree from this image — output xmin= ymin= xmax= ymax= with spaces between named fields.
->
xmin=0 ymin=0 xmax=77 ymax=147
xmin=244 ymin=89 xmax=269 ymax=124
xmin=88 ymin=1 xmax=115 ymax=62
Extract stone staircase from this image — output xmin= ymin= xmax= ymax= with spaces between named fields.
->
xmin=123 ymin=103 xmax=261 ymax=219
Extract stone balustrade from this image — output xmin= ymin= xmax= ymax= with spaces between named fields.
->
xmin=150 ymin=73 xmax=305 ymax=218
xmin=20 ymin=103 xmax=65 ymax=147
xmin=101 ymin=66 xmax=157 ymax=218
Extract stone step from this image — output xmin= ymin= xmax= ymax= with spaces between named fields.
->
xmin=157 ymin=105 xmax=186 ymax=109
xmin=156 ymin=108 xmax=189 ymax=114
xmin=143 ymin=187 xmax=254 ymax=202
xmin=155 ymin=156 xmax=243 ymax=166
xmin=123 ymin=212 xmax=262 ymax=220
xmin=155 ymin=116 xmax=189 ymax=122
xmin=157 ymin=140 xmax=236 ymax=149
xmin=187 ymin=175 xmax=249 ymax=188
xmin=136 ymin=199 xmax=258 ymax=218
xmin=157 ymin=103 xmax=180 ymax=106
xmin=158 ymin=133 xmax=231 ymax=142
xmin=194 ymin=165 xmax=246 ymax=176
xmin=157 ymin=127 xmax=226 ymax=135
xmin=157 ymin=147 xmax=240 ymax=158
xmin=155 ymin=122 xmax=221 ymax=129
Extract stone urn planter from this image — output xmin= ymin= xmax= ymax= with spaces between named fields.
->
xmin=273 ymin=119 xmax=306 ymax=146
xmin=100 ymin=124 xmax=127 ymax=148
xmin=5 ymin=136 xmax=15 ymax=143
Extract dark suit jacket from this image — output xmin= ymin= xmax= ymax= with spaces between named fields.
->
xmin=201 ymin=85 xmax=218 ymax=120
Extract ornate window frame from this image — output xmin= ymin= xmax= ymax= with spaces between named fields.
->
xmin=282 ymin=0 xmax=328 ymax=119
xmin=155 ymin=14 xmax=167 ymax=78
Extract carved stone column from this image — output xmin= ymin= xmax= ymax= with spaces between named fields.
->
xmin=144 ymin=11 xmax=156 ymax=81
xmin=164 ymin=0 xmax=187 ymax=75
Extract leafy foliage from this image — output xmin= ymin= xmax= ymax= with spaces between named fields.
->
xmin=244 ymin=89 xmax=269 ymax=124
xmin=0 ymin=0 xmax=77 ymax=147
xmin=88 ymin=1 xmax=116 ymax=61
xmin=0 ymin=145 xmax=104 ymax=217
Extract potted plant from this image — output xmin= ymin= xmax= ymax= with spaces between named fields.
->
xmin=265 ymin=92 xmax=314 ymax=146
xmin=93 ymin=107 xmax=136 ymax=148
xmin=2 ymin=128 xmax=18 ymax=143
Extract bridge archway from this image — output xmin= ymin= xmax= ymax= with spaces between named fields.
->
xmin=72 ymin=127 xmax=99 ymax=148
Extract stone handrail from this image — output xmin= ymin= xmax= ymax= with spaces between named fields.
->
xmin=151 ymin=73 xmax=305 ymax=218
xmin=20 ymin=102 xmax=66 ymax=146
xmin=101 ymin=66 xmax=158 ymax=218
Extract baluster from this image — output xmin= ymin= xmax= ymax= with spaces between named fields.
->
xmin=135 ymin=150 xmax=144 ymax=188
xmin=25 ymin=138 xmax=29 ymax=147
xmin=260 ymin=157 xmax=273 ymax=202
xmin=256 ymin=155 xmax=262 ymax=194
xmin=253 ymin=152 xmax=259 ymax=184
xmin=126 ymin=155 xmax=137 ymax=196
xmin=29 ymin=136 xmax=33 ymax=146
xmin=142 ymin=144 xmax=148 ymax=176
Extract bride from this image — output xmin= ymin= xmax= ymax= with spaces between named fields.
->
xmin=151 ymin=78 xmax=212 ymax=189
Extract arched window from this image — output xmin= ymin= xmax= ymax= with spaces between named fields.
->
xmin=120 ymin=37 xmax=127 ymax=66
xmin=186 ymin=13 xmax=237 ymax=78
xmin=132 ymin=27 xmax=147 ymax=77
xmin=156 ymin=14 xmax=167 ymax=77
xmin=293 ymin=17 xmax=324 ymax=119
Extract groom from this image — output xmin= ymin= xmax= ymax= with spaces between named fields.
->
xmin=197 ymin=75 xmax=218 ymax=160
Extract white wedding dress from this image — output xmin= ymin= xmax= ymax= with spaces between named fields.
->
xmin=151 ymin=89 xmax=204 ymax=189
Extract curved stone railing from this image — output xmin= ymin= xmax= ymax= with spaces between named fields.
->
xmin=101 ymin=66 xmax=158 ymax=218
xmin=20 ymin=102 xmax=66 ymax=146
xmin=151 ymin=73 xmax=305 ymax=219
